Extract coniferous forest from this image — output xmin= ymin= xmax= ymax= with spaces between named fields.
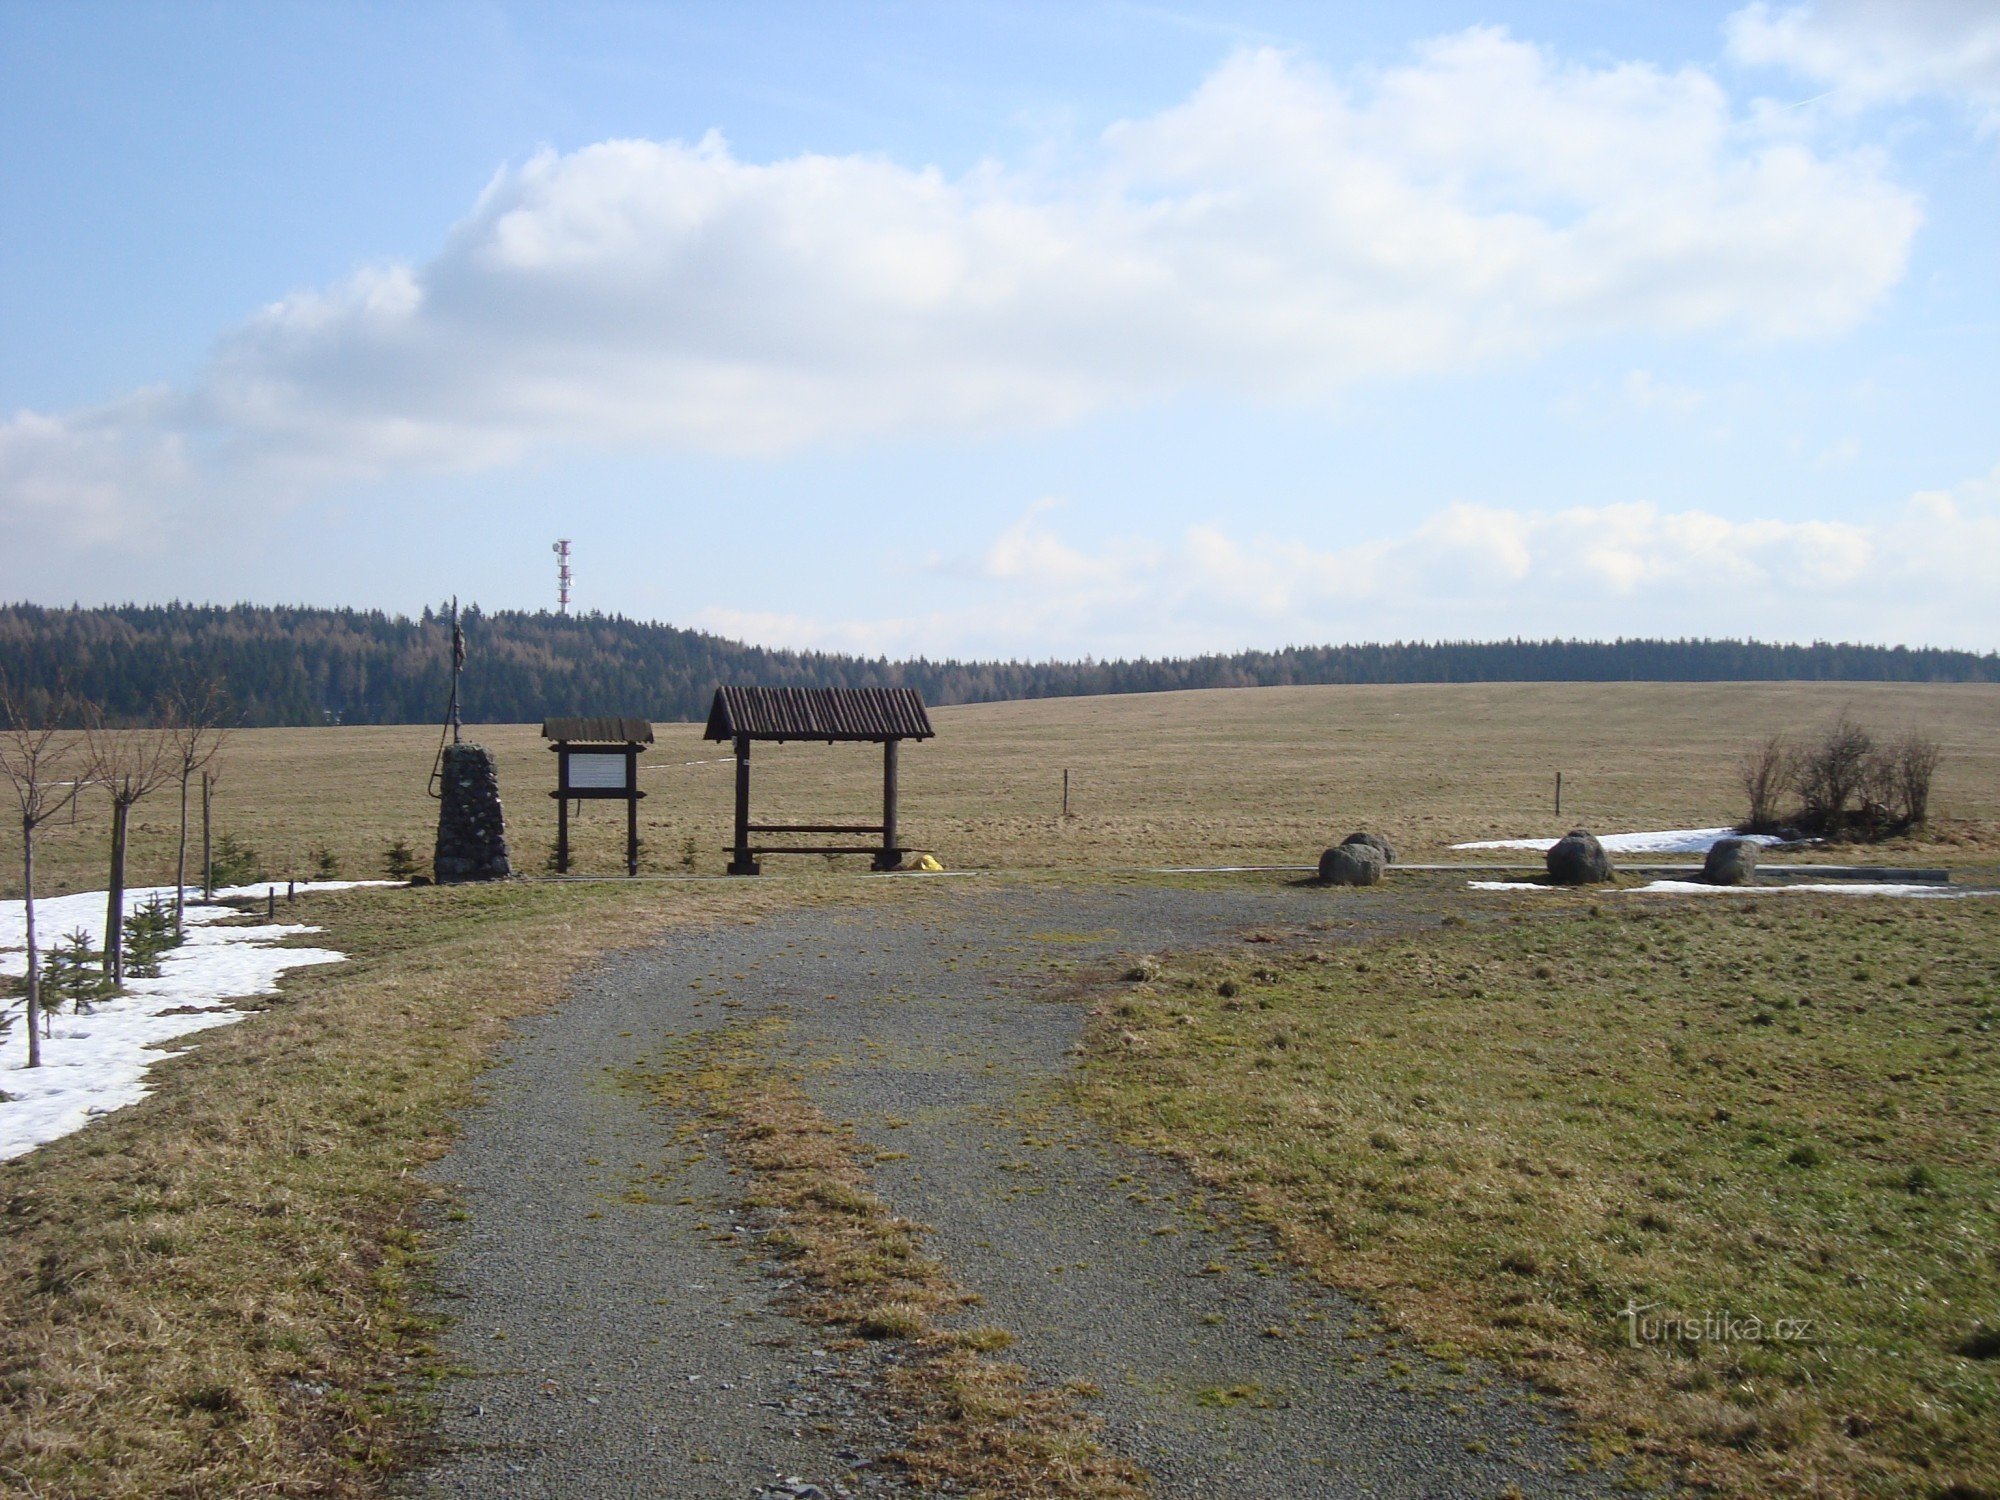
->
xmin=1 ymin=601 xmax=1994 ymax=728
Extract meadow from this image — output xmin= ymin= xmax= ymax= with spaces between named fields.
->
xmin=1078 ymin=887 xmax=2000 ymax=1497
xmin=7 ymin=679 xmax=1999 ymax=896
xmin=2 ymin=680 xmax=1997 ymax=1497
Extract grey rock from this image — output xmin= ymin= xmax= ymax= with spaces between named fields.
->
xmin=433 ymin=743 xmax=512 ymax=882
xmin=1319 ymin=842 xmax=1385 ymax=886
xmin=1703 ymin=836 xmax=1759 ymax=886
xmin=1545 ymin=828 xmax=1613 ymax=885
xmin=1340 ymin=831 xmax=1397 ymax=865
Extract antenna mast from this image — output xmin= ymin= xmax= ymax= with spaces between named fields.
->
xmin=553 ymin=539 xmax=573 ymax=615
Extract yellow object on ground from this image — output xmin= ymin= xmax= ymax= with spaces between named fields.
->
xmin=915 ymin=854 xmax=943 ymax=871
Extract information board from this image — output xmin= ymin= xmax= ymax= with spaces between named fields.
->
xmin=566 ymin=752 xmax=629 ymax=791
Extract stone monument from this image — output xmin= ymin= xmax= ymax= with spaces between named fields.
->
xmin=434 ymin=742 xmax=511 ymax=882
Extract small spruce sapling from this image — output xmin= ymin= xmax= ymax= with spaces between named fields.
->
xmin=208 ymin=833 xmax=262 ymax=888
xmin=122 ymin=896 xmax=182 ymax=979
xmin=383 ymin=837 xmax=420 ymax=881
xmin=42 ymin=929 xmax=114 ymax=1019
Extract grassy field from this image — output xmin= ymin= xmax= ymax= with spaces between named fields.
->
xmin=3 ymin=681 xmax=1998 ymax=1497
xmin=0 ymin=877 xmax=823 ymax=1497
xmin=1074 ymin=884 xmax=2000 ymax=1498
xmin=7 ymin=680 xmax=1999 ymax=896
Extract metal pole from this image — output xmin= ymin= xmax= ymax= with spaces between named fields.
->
xmin=449 ymin=597 xmax=464 ymax=747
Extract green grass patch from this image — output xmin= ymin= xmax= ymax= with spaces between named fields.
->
xmin=1074 ymin=893 xmax=2000 ymax=1498
xmin=0 ymin=877 xmax=809 ymax=1497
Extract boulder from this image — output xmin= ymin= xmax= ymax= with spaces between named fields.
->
xmin=1703 ymin=836 xmax=1759 ymax=886
xmin=1340 ymin=831 xmax=1397 ymax=864
xmin=1319 ymin=842 xmax=1385 ymax=886
xmin=1545 ymin=828 xmax=1613 ymax=885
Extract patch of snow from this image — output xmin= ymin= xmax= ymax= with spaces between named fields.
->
xmin=1627 ymin=880 xmax=1982 ymax=899
xmin=0 ymin=881 xmax=381 ymax=1161
xmin=1467 ymin=879 xmax=1985 ymax=900
xmin=0 ymin=880 xmax=392 ymax=955
xmin=1454 ymin=827 xmax=1787 ymax=855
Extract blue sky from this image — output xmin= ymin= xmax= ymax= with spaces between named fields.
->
xmin=2 ymin=1 xmax=1996 ymax=657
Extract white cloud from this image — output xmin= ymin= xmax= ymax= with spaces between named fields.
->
xmin=1621 ymin=369 xmax=1708 ymax=416
xmin=1727 ymin=1 xmax=2000 ymax=126
xmin=700 ymin=471 xmax=2000 ymax=658
xmin=3 ymin=35 xmax=1921 ymax=543
xmin=0 ymin=394 xmax=188 ymax=548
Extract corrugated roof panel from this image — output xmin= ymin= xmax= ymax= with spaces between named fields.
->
xmin=703 ymin=687 xmax=935 ymax=742
xmin=542 ymin=717 xmax=656 ymax=743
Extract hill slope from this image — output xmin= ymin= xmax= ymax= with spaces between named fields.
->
xmin=2 ymin=601 xmax=1994 ymax=726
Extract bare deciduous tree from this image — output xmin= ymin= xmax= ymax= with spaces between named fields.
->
xmin=1892 ymin=731 xmax=1943 ymax=826
xmin=162 ymin=680 xmax=231 ymax=930
xmin=85 ymin=711 xmax=175 ymax=987
xmin=0 ymin=678 xmax=96 ymax=1068
xmin=1738 ymin=733 xmax=1792 ymax=832
xmin=1794 ymin=713 xmax=1875 ymax=835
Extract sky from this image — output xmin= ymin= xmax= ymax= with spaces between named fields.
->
xmin=2 ymin=0 xmax=1997 ymax=660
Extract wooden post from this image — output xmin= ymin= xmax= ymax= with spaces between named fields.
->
xmin=556 ymin=790 xmax=570 ymax=875
xmin=626 ymin=788 xmax=639 ymax=877
xmin=1555 ymin=771 xmax=1563 ymax=818
xmin=1062 ymin=768 xmax=1070 ymax=819
xmin=874 ymin=738 xmax=900 ymax=871
xmin=729 ymin=734 xmax=758 ymax=874
xmin=201 ymin=772 xmax=213 ymax=898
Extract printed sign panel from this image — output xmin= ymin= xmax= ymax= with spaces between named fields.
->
xmin=566 ymin=752 xmax=629 ymax=791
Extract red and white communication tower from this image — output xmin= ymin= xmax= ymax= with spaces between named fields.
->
xmin=552 ymin=538 xmax=573 ymax=615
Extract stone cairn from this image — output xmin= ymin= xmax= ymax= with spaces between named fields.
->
xmin=434 ymin=743 xmax=512 ymax=882
xmin=1545 ymin=828 xmax=1613 ymax=885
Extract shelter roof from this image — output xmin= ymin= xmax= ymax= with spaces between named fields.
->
xmin=541 ymin=717 xmax=655 ymax=744
xmin=703 ymin=687 xmax=934 ymax=743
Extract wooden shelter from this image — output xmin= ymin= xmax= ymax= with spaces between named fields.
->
xmin=703 ymin=687 xmax=934 ymax=874
xmin=542 ymin=717 xmax=653 ymax=876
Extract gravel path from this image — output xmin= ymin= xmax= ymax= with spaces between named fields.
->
xmin=413 ymin=879 xmax=1623 ymax=1499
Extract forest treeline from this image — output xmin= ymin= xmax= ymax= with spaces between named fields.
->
xmin=2 ymin=601 xmax=1995 ymax=727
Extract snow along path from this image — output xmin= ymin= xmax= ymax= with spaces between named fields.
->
xmin=1454 ymin=826 xmax=1786 ymax=855
xmin=419 ymin=882 xmax=1620 ymax=1499
xmin=0 ymin=881 xmax=389 ymax=1162
xmin=1467 ymin=879 xmax=1992 ymax=899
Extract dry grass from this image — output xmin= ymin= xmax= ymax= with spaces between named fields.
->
xmin=639 ymin=1019 xmax=1147 ymax=1499
xmin=3 ymin=680 xmax=1997 ymax=1494
xmin=0 ymin=877 xmax=807 ymax=1497
xmin=1073 ymin=889 xmax=2000 ymax=1498
xmin=7 ymin=681 xmax=1998 ymax=897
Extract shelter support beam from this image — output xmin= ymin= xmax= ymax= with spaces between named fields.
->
xmin=873 ymin=738 xmax=901 ymax=871
xmin=730 ymin=734 xmax=759 ymax=875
